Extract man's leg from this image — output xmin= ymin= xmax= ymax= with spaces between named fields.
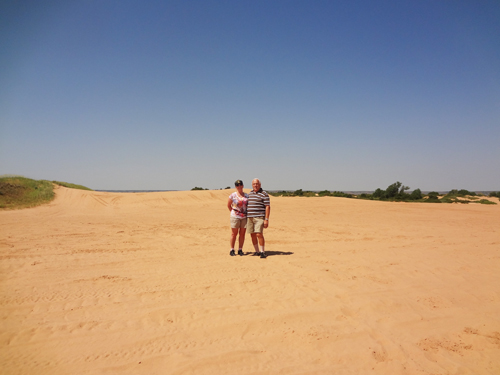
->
xmin=248 ymin=218 xmax=260 ymax=255
xmin=249 ymin=218 xmax=266 ymax=258
xmin=251 ymin=233 xmax=260 ymax=254
xmin=256 ymin=233 xmax=265 ymax=253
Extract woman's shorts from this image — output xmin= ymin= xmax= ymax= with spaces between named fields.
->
xmin=230 ymin=216 xmax=247 ymax=229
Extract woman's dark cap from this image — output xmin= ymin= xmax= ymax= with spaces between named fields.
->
xmin=235 ymin=180 xmax=243 ymax=186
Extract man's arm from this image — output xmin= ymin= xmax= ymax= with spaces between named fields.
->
xmin=264 ymin=205 xmax=270 ymax=228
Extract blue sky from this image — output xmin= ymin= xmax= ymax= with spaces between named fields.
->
xmin=1 ymin=1 xmax=499 ymax=191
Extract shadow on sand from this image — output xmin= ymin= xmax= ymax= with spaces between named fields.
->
xmin=244 ymin=251 xmax=294 ymax=256
xmin=266 ymin=250 xmax=294 ymax=256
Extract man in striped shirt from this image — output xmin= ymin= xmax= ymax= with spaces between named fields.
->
xmin=247 ymin=178 xmax=271 ymax=258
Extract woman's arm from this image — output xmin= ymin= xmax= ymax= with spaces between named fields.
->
xmin=227 ymin=197 xmax=233 ymax=212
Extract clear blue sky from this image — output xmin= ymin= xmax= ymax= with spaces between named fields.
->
xmin=1 ymin=1 xmax=499 ymax=191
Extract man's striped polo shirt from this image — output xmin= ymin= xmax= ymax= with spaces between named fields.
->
xmin=247 ymin=188 xmax=270 ymax=218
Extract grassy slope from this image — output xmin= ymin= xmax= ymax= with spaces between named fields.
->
xmin=52 ymin=181 xmax=93 ymax=191
xmin=0 ymin=177 xmax=92 ymax=210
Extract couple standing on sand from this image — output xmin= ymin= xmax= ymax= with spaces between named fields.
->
xmin=227 ymin=178 xmax=270 ymax=259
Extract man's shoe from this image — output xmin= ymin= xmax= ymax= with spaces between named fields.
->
xmin=260 ymin=252 xmax=267 ymax=259
xmin=230 ymin=250 xmax=236 ymax=256
xmin=238 ymin=249 xmax=244 ymax=256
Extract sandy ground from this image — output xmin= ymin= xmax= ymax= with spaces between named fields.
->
xmin=1 ymin=186 xmax=499 ymax=375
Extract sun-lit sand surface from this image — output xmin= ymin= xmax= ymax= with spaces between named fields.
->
xmin=1 ymin=186 xmax=499 ymax=374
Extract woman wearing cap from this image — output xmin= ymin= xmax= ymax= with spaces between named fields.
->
xmin=227 ymin=180 xmax=249 ymax=256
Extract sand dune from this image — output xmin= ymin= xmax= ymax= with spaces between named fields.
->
xmin=1 ymin=186 xmax=499 ymax=374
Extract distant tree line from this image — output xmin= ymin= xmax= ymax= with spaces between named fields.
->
xmin=268 ymin=182 xmax=498 ymax=205
xmin=191 ymin=183 xmax=498 ymax=204
xmin=191 ymin=186 xmax=231 ymax=190
xmin=271 ymin=189 xmax=353 ymax=198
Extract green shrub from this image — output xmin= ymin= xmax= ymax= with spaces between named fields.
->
xmin=384 ymin=182 xmax=402 ymax=199
xmin=359 ymin=193 xmax=373 ymax=200
xmin=459 ymin=189 xmax=476 ymax=196
xmin=331 ymin=191 xmax=353 ymax=198
xmin=476 ymin=199 xmax=497 ymax=205
xmin=270 ymin=190 xmax=293 ymax=197
xmin=409 ymin=188 xmax=423 ymax=200
xmin=425 ymin=192 xmax=441 ymax=203
xmin=372 ymin=188 xmax=383 ymax=199
xmin=446 ymin=189 xmax=476 ymax=197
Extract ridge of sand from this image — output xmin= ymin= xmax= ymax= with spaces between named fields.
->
xmin=1 ymin=186 xmax=499 ymax=374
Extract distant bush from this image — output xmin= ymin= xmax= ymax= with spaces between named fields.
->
xmin=446 ymin=189 xmax=476 ymax=197
xmin=290 ymin=189 xmax=316 ymax=197
xmin=332 ymin=191 xmax=353 ymax=198
xmin=489 ymin=191 xmax=500 ymax=198
xmin=439 ymin=189 xmax=480 ymax=203
xmin=191 ymin=187 xmax=208 ymax=190
xmin=425 ymin=192 xmax=441 ymax=203
xmin=372 ymin=188 xmax=384 ymax=199
xmin=358 ymin=193 xmax=373 ymax=200
xmin=369 ymin=182 xmax=414 ymax=201
xmin=476 ymin=199 xmax=497 ymax=205
xmin=294 ymin=189 xmax=304 ymax=196
xmin=270 ymin=190 xmax=294 ymax=197
xmin=460 ymin=189 xmax=476 ymax=196
xmin=384 ymin=182 xmax=406 ymax=199
xmin=316 ymin=190 xmax=353 ymax=198
xmin=409 ymin=189 xmax=423 ymax=200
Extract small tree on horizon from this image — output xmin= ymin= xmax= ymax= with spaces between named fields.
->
xmin=409 ymin=188 xmax=422 ymax=200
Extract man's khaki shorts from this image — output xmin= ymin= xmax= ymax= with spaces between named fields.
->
xmin=230 ymin=216 xmax=247 ymax=229
xmin=247 ymin=217 xmax=265 ymax=234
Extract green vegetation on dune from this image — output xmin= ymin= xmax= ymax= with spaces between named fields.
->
xmin=53 ymin=181 xmax=93 ymax=190
xmin=271 ymin=189 xmax=353 ymax=198
xmin=488 ymin=191 xmax=500 ymax=199
xmin=440 ymin=189 xmax=474 ymax=204
xmin=0 ymin=177 xmax=92 ymax=210
xmin=0 ymin=177 xmax=55 ymax=209
xmin=270 ymin=182 xmax=497 ymax=205
xmin=476 ymin=199 xmax=497 ymax=205
xmin=359 ymin=183 xmax=497 ymax=204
